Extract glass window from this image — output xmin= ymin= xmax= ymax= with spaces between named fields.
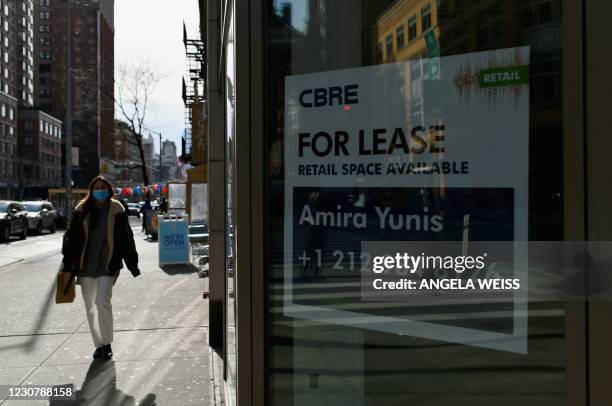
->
xmin=265 ymin=0 xmax=568 ymax=404
xmin=408 ymin=15 xmax=417 ymax=41
xmin=521 ymin=0 xmax=558 ymax=30
xmin=24 ymin=203 xmax=42 ymax=212
xmin=421 ymin=4 xmax=432 ymax=32
xmin=385 ymin=34 xmax=393 ymax=59
xmin=190 ymin=183 xmax=208 ymax=223
xmin=167 ymin=183 xmax=187 ymax=214
xmin=396 ymin=25 xmax=405 ymax=49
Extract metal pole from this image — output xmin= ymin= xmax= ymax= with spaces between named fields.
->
xmin=64 ymin=0 xmax=73 ymax=218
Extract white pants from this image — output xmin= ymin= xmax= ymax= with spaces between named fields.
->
xmin=80 ymin=276 xmax=114 ymax=348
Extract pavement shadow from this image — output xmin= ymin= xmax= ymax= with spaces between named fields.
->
xmin=0 ymin=280 xmax=55 ymax=352
xmin=160 ymin=264 xmax=198 ymax=275
xmin=49 ymin=360 xmax=156 ymax=406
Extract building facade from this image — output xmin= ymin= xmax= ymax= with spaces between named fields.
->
xmin=200 ymin=0 xmax=612 ymax=405
xmin=0 ymin=92 xmax=18 ymax=199
xmin=113 ymin=121 xmax=168 ymax=185
xmin=0 ymin=0 xmax=35 ymax=198
xmin=0 ymin=0 xmax=35 ymax=107
xmin=113 ymin=119 xmax=141 ymax=184
xmin=16 ymin=0 xmax=35 ymax=107
xmin=35 ymin=0 xmax=53 ymax=113
xmin=142 ymin=133 xmax=159 ymax=183
xmin=161 ymin=139 xmax=177 ymax=165
xmin=17 ymin=109 xmax=62 ymax=189
xmin=160 ymin=139 xmax=178 ymax=181
xmin=37 ymin=0 xmax=114 ymax=188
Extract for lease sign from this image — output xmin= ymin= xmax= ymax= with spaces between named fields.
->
xmin=284 ymin=46 xmax=530 ymax=353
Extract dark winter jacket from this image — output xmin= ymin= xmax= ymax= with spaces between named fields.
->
xmin=61 ymin=198 xmax=140 ymax=278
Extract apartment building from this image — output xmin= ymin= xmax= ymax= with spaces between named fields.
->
xmin=0 ymin=0 xmax=35 ymax=198
xmin=36 ymin=0 xmax=114 ymax=188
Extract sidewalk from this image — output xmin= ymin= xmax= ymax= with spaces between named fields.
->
xmin=0 ymin=225 xmax=215 ymax=405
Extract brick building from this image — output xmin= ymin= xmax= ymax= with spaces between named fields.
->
xmin=36 ymin=0 xmax=114 ymax=188
xmin=17 ymin=109 xmax=62 ymax=189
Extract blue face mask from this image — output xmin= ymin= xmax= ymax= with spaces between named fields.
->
xmin=92 ymin=190 xmax=109 ymax=201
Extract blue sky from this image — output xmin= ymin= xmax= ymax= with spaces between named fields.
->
xmin=115 ymin=0 xmax=200 ymax=154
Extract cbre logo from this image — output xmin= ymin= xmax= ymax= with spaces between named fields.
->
xmin=299 ymin=84 xmax=359 ymax=108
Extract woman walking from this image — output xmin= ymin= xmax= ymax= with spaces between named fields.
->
xmin=61 ymin=176 xmax=140 ymax=360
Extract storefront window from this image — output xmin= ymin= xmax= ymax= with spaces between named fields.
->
xmin=266 ymin=0 xmax=567 ymax=404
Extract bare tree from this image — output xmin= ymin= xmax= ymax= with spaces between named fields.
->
xmin=114 ymin=62 xmax=165 ymax=188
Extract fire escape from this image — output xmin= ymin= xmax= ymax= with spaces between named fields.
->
xmin=182 ymin=22 xmax=206 ymax=160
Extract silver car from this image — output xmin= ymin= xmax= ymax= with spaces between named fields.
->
xmin=24 ymin=201 xmax=57 ymax=234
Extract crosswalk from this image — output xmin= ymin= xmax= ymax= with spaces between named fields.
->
xmin=267 ymin=272 xmax=564 ymax=339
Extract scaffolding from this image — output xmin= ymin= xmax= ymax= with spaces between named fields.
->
xmin=182 ymin=22 xmax=206 ymax=157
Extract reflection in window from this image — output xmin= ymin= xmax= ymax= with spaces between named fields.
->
xmin=421 ymin=4 xmax=432 ymax=32
xmin=521 ymin=0 xmax=557 ymax=30
xmin=437 ymin=0 xmax=449 ymax=20
xmin=266 ymin=0 xmax=567 ymax=404
xmin=531 ymin=50 xmax=561 ymax=106
xmin=396 ymin=25 xmax=405 ymax=49
xmin=477 ymin=4 xmax=503 ymax=49
xmin=408 ymin=15 xmax=417 ymax=42
xmin=385 ymin=34 xmax=393 ymax=59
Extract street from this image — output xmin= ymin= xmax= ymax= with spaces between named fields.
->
xmin=0 ymin=218 xmax=214 ymax=405
xmin=0 ymin=230 xmax=64 ymax=269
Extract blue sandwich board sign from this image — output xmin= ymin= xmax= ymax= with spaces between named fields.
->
xmin=158 ymin=215 xmax=190 ymax=266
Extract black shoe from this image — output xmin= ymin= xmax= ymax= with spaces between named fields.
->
xmin=100 ymin=344 xmax=113 ymax=360
xmin=92 ymin=346 xmax=104 ymax=359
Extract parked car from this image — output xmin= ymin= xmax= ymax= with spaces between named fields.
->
xmin=0 ymin=201 xmax=28 ymax=241
xmin=127 ymin=203 xmax=141 ymax=217
xmin=23 ymin=201 xmax=57 ymax=234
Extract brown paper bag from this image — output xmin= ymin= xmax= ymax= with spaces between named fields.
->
xmin=56 ymin=271 xmax=75 ymax=304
